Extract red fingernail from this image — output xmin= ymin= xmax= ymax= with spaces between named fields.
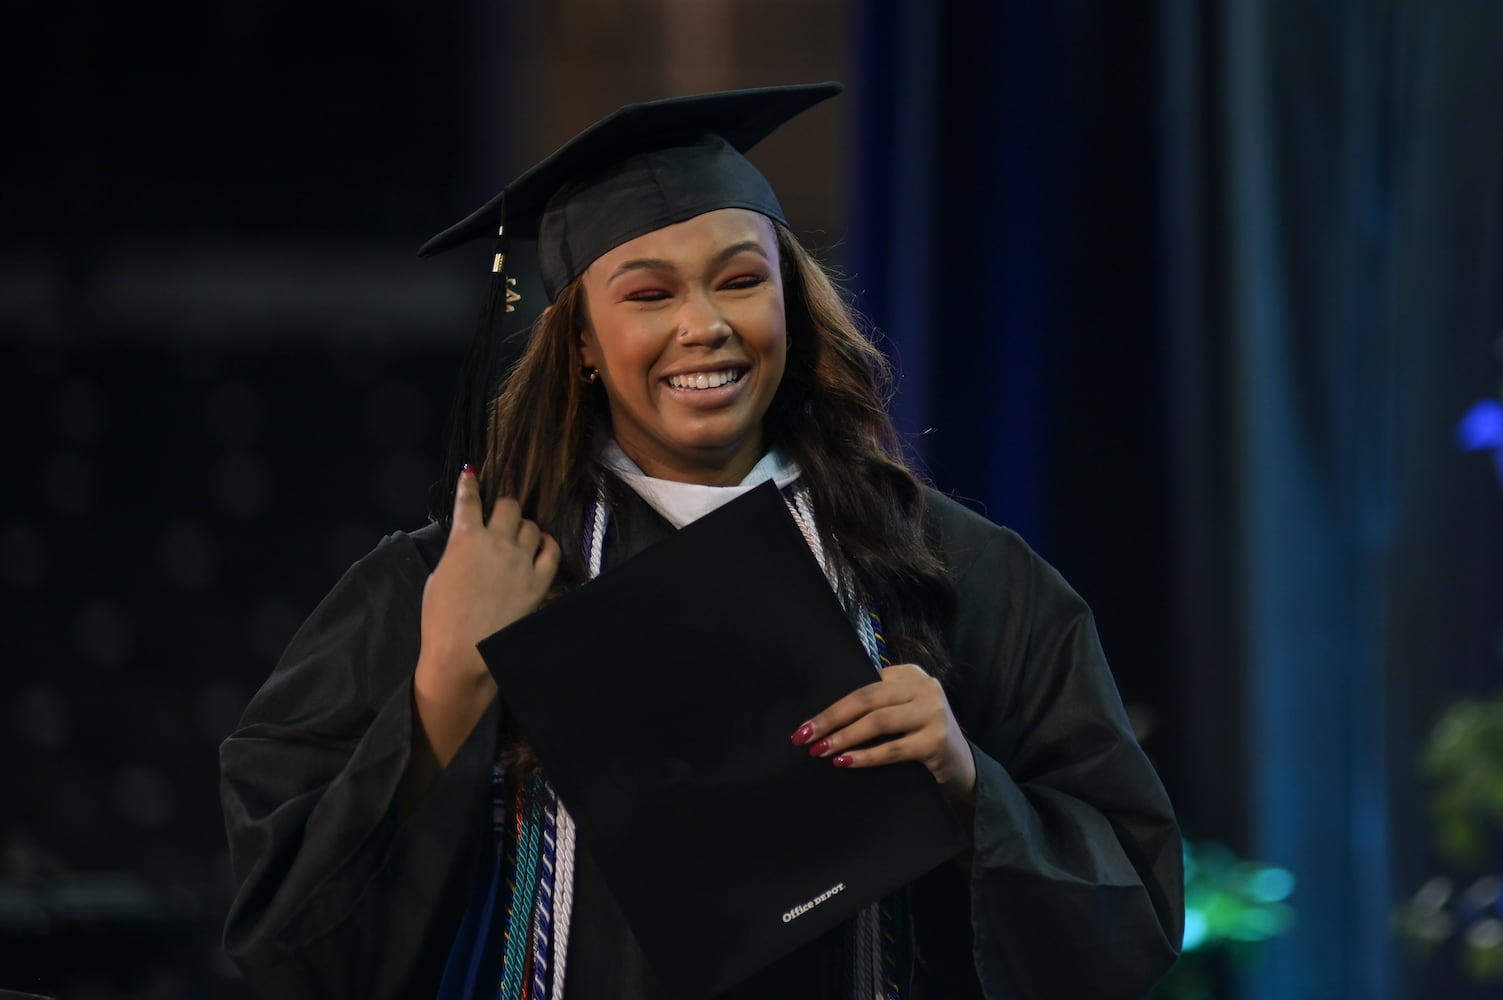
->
xmin=808 ymin=738 xmax=831 ymax=757
xmin=833 ymin=754 xmax=854 ymax=768
xmin=462 ymin=464 xmax=477 ymax=478
xmin=790 ymin=723 xmax=815 ymax=747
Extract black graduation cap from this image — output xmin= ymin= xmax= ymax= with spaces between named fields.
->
xmin=419 ymin=81 xmax=843 ymax=299
xmin=421 ymin=82 xmax=844 ymax=525
xmin=478 ymin=483 xmax=965 ymax=998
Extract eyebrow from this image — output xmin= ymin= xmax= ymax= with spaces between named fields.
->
xmin=606 ymin=241 xmax=770 ymax=284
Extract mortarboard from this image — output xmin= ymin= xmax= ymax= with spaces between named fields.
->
xmin=420 ymin=83 xmax=844 ymax=522
xmin=419 ymin=81 xmax=843 ymax=300
xmin=478 ymin=483 xmax=966 ymax=998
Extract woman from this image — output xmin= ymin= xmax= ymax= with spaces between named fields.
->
xmin=220 ymin=83 xmax=1183 ymax=999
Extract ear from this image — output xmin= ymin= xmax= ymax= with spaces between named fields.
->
xmin=578 ymin=324 xmax=598 ymax=369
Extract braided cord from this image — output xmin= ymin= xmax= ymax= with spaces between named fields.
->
xmin=788 ymin=484 xmax=838 ymax=590
xmin=852 ymin=595 xmax=883 ymax=674
xmin=868 ymin=607 xmax=903 ymax=999
xmin=585 ymin=492 xmax=607 ymax=578
xmin=528 ymin=782 xmax=559 ymax=1000
xmin=792 ymin=476 xmax=903 ymax=999
xmin=499 ymin=773 xmax=545 ymax=998
xmin=530 ymin=494 xmax=607 ymax=997
xmin=880 ymin=900 xmax=901 ymax=1000
xmin=485 ymin=778 xmax=524 ymax=998
xmin=550 ymin=800 xmax=577 ymax=1000
xmin=867 ymin=608 xmax=891 ymax=668
xmin=853 ymin=905 xmax=878 ymax=998
xmin=457 ymin=493 xmax=594 ymax=999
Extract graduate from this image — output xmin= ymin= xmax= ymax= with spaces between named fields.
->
xmin=219 ymin=82 xmax=1184 ymax=999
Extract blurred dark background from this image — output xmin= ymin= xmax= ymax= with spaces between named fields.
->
xmin=5 ymin=1 xmax=1503 ymax=997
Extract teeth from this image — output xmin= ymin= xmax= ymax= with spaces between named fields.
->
xmin=669 ymin=369 xmax=740 ymax=390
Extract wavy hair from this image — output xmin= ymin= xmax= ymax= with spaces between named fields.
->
xmin=478 ymin=223 xmax=956 ymax=675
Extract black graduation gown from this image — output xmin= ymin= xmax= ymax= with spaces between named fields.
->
xmin=219 ymin=487 xmax=1184 ymax=999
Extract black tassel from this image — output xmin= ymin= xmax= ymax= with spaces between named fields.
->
xmin=431 ymin=208 xmax=526 ymax=529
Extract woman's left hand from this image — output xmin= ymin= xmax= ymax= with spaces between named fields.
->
xmin=791 ymin=663 xmax=977 ymax=801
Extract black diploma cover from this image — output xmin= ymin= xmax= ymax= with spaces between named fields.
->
xmin=479 ymin=482 xmax=964 ymax=997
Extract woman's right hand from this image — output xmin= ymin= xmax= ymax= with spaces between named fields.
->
xmin=411 ymin=466 xmax=561 ymax=767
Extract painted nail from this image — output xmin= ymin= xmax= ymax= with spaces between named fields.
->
xmin=462 ymin=463 xmax=477 ymax=478
xmin=790 ymin=723 xmax=815 ymax=747
xmin=808 ymin=738 xmax=831 ymax=757
xmin=833 ymin=754 xmax=854 ymax=768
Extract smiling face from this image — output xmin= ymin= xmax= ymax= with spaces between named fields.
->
xmin=577 ymin=208 xmax=788 ymax=485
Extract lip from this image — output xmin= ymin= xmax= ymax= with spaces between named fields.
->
xmin=658 ymin=365 xmax=753 ymax=409
xmin=658 ymin=360 xmax=752 ymax=381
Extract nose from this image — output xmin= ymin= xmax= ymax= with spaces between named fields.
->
xmin=675 ymin=292 xmax=731 ymax=347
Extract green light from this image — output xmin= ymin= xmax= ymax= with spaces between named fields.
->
xmin=1247 ymin=866 xmax=1295 ymax=903
xmin=1183 ymin=908 xmax=1208 ymax=951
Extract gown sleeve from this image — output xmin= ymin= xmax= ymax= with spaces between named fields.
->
xmin=920 ymin=494 xmax=1184 ymax=999
xmin=218 ymin=527 xmax=499 ymax=1000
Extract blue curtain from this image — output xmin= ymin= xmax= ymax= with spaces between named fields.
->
xmin=845 ymin=0 xmax=1053 ymax=544
xmin=1215 ymin=3 xmax=1397 ymax=995
xmin=849 ymin=1 xmax=1503 ymax=998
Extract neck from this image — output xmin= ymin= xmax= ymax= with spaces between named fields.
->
xmin=614 ymin=441 xmax=763 ymax=486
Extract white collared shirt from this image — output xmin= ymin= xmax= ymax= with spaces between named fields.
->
xmin=600 ymin=440 xmax=802 ymax=528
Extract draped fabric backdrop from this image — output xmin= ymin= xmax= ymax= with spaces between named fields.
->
xmin=848 ymin=2 xmax=1503 ymax=998
xmin=846 ymin=0 xmax=1179 ymax=860
xmin=1212 ymin=3 xmax=1399 ymax=996
xmin=1371 ymin=4 xmax=1503 ymax=998
xmin=6 ymin=2 xmax=1502 ymax=997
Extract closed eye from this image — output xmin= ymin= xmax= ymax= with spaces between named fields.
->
xmin=721 ymin=274 xmax=766 ymax=291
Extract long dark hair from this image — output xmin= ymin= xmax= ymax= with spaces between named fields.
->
xmin=476 ymin=222 xmax=956 ymax=674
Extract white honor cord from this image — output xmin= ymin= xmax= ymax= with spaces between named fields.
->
xmin=548 ymin=492 xmax=609 ymax=998
xmin=550 ymin=802 xmax=577 ymax=1000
